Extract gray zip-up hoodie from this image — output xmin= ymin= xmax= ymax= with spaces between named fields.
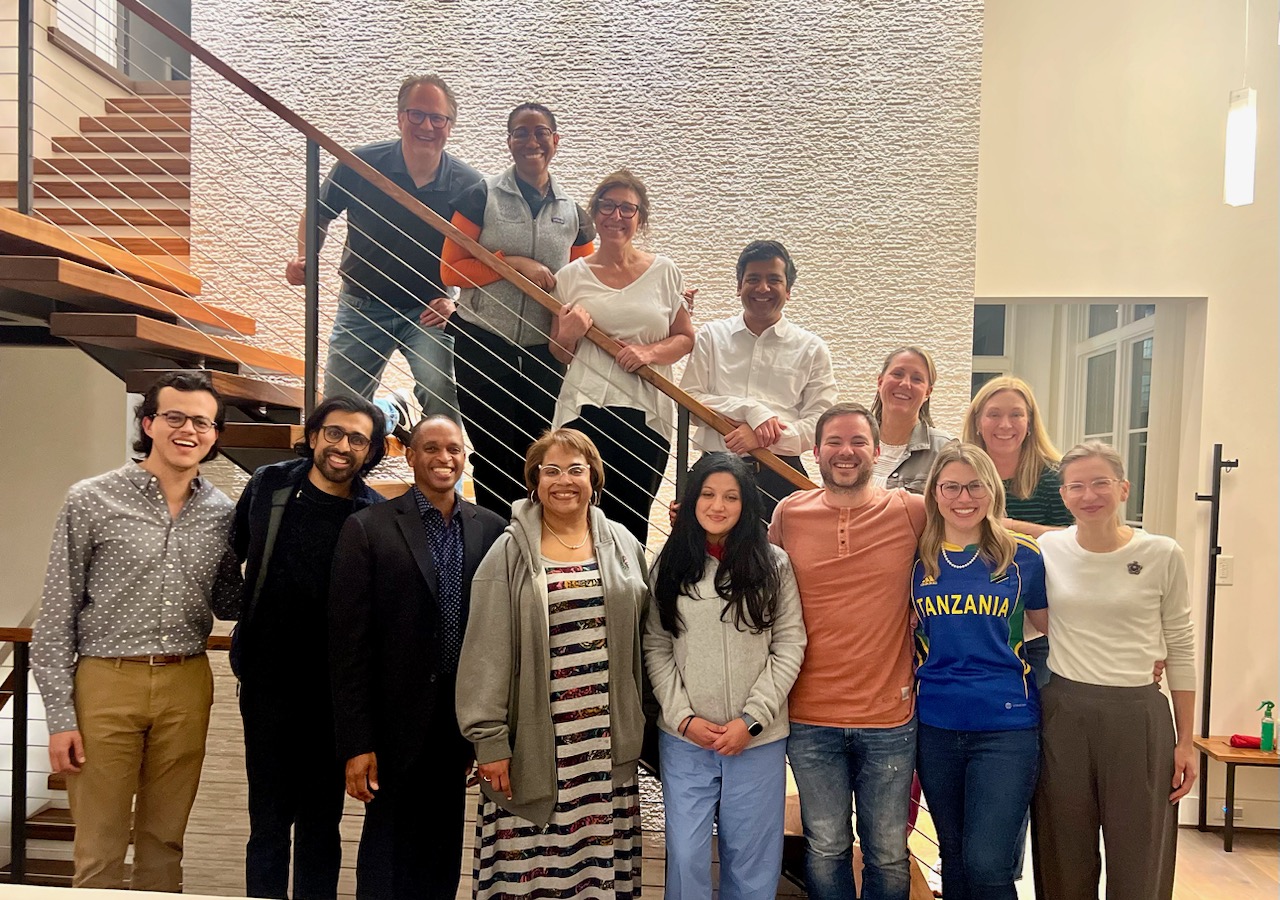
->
xmin=456 ymin=499 xmax=650 ymax=827
xmin=643 ymin=545 xmax=807 ymax=749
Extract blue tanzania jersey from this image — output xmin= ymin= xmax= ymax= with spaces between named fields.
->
xmin=912 ymin=534 xmax=1047 ymax=731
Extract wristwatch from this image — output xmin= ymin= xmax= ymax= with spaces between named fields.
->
xmin=742 ymin=714 xmax=763 ymax=737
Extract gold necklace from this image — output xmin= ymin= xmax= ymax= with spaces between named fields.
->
xmin=543 ymin=520 xmax=589 ymax=550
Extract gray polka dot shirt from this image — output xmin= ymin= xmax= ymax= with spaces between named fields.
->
xmin=31 ymin=464 xmax=243 ymax=733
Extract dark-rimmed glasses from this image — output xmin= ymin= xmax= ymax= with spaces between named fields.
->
xmin=153 ymin=410 xmax=217 ymax=433
xmin=403 ymin=108 xmax=452 ymax=128
xmin=320 ymin=425 xmax=372 ymax=451
xmin=937 ymin=480 xmax=988 ymax=500
xmin=596 ymin=199 xmax=639 ymax=219
xmin=509 ymin=126 xmax=555 ymax=142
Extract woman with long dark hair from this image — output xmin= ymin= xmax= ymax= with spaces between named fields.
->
xmin=644 ymin=452 xmax=806 ymax=900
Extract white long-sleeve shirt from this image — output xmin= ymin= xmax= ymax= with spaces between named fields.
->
xmin=679 ymin=313 xmax=837 ymax=457
xmin=1039 ymin=526 xmax=1197 ymax=692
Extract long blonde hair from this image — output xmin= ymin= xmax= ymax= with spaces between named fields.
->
xmin=962 ymin=376 xmax=1060 ymax=500
xmin=919 ymin=441 xmax=1016 ymax=583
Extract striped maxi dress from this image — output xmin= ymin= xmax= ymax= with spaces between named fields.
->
xmin=472 ymin=557 xmax=642 ymax=900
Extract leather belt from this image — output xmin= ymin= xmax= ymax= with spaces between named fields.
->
xmin=115 ymin=653 xmax=200 ymax=666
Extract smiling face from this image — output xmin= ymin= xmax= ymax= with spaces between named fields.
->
xmin=536 ymin=444 xmax=592 ymax=522
xmin=309 ymin=409 xmax=374 ymax=488
xmin=815 ymin=413 xmax=878 ymax=493
xmin=977 ymin=389 xmax=1030 ymax=459
xmin=737 ymin=257 xmax=790 ymax=332
xmin=405 ymin=417 xmax=466 ymax=496
xmin=877 ymin=351 xmax=933 ymax=423
xmin=507 ymin=107 xmax=559 ymax=183
xmin=1059 ymin=455 xmax=1129 ymax=526
xmin=934 ymin=460 xmax=992 ymax=540
xmin=397 ymin=83 xmax=453 ymax=157
xmin=142 ymin=387 xmax=219 ymax=473
xmin=695 ymin=471 xmax=743 ymax=545
xmin=593 ymin=186 xmax=641 ymax=249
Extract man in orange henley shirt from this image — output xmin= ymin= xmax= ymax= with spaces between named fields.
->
xmin=769 ymin=401 xmax=926 ymax=900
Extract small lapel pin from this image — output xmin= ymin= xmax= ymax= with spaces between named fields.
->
xmin=1127 ymin=561 xmax=1143 ymax=575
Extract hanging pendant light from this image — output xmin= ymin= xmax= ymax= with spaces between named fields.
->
xmin=1223 ymin=1 xmax=1256 ymax=207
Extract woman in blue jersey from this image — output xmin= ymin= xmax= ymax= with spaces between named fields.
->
xmin=911 ymin=441 xmax=1047 ymax=900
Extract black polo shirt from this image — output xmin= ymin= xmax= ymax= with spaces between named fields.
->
xmin=318 ymin=140 xmax=483 ymax=310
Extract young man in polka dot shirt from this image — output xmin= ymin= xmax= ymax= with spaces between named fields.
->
xmin=31 ymin=370 xmax=243 ymax=891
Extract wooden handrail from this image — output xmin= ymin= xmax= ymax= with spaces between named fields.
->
xmin=0 ymin=628 xmax=231 ymax=652
xmin=112 ymin=0 xmax=818 ymax=492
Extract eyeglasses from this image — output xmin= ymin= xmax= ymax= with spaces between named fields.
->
xmin=403 ymin=108 xmax=452 ymax=128
xmin=320 ymin=425 xmax=372 ymax=451
xmin=1061 ymin=477 xmax=1121 ymax=497
xmin=539 ymin=463 xmax=590 ymax=479
xmin=509 ymin=126 xmax=555 ymax=142
xmin=596 ymin=199 xmax=639 ymax=219
xmin=937 ymin=480 xmax=989 ymax=500
xmin=153 ymin=410 xmax=217 ymax=433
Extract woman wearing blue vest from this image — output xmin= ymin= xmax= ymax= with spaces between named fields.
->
xmin=911 ymin=441 xmax=1047 ymax=900
xmin=441 ymin=102 xmax=594 ymax=516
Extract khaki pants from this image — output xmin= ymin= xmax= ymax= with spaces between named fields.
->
xmin=66 ymin=654 xmax=214 ymax=891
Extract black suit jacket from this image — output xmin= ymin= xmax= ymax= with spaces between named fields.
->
xmin=329 ymin=490 xmax=506 ymax=771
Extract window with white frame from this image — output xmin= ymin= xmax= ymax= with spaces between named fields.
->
xmin=971 ymin=303 xmax=1011 ymax=397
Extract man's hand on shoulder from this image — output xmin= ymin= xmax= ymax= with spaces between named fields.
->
xmin=49 ymin=730 xmax=85 ymax=774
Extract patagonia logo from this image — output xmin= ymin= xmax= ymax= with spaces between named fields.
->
xmin=551 ymin=216 xmax=566 ymax=224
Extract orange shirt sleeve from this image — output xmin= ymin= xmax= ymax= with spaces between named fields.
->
xmin=569 ymin=240 xmax=594 ymax=262
xmin=440 ymin=211 xmax=504 ymax=289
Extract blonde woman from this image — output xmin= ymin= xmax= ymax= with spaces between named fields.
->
xmin=1033 ymin=442 xmax=1196 ymax=900
xmin=869 ymin=345 xmax=952 ymax=492
xmin=911 ymin=441 xmax=1046 ymax=900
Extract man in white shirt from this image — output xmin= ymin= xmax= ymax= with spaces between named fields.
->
xmin=680 ymin=240 xmax=837 ymax=516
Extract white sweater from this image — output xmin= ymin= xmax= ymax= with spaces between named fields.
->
xmin=1039 ymin=527 xmax=1196 ymax=692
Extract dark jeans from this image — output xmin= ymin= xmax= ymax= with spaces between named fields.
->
xmin=787 ymin=718 xmax=917 ymax=900
xmin=566 ymin=405 xmax=669 ymax=545
xmin=448 ymin=315 xmax=565 ymax=518
xmin=916 ymin=723 xmax=1039 ymax=900
xmin=356 ymin=678 xmax=471 ymax=900
xmin=241 ymin=679 xmax=345 ymax=900
xmin=752 ymin=455 xmax=809 ymax=522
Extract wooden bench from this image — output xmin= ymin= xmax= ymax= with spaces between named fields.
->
xmin=1194 ymin=735 xmax=1280 ymax=851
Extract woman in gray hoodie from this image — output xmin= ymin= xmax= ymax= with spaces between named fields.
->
xmin=644 ymin=452 xmax=807 ymax=900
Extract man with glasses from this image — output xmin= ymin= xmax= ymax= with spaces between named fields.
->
xmin=768 ymin=402 xmax=926 ymax=900
xmin=230 ymin=396 xmax=387 ymax=899
xmin=330 ymin=414 xmax=505 ymax=900
xmin=284 ymin=73 xmax=483 ymax=439
xmin=31 ymin=371 xmax=243 ymax=891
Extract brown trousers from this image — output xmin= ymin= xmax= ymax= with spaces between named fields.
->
xmin=66 ymin=654 xmax=214 ymax=891
xmin=1032 ymin=676 xmax=1179 ymax=900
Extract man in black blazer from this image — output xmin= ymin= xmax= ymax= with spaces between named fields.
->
xmin=330 ymin=415 xmax=507 ymax=900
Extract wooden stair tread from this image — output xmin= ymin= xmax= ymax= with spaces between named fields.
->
xmin=36 ymin=157 xmax=191 ymax=176
xmin=80 ymin=114 xmax=191 ymax=133
xmin=50 ymin=313 xmax=303 ymax=377
xmin=88 ymin=235 xmax=191 ymax=256
xmin=0 ymin=207 xmax=199 ymax=293
xmin=106 ymin=97 xmax=192 ymax=114
xmin=35 ymin=207 xmax=191 ymax=228
xmin=221 ymin=422 xmax=305 ymax=449
xmin=0 ymin=257 xmax=251 ymax=335
xmin=29 ymin=807 xmax=74 ymax=825
xmin=126 ymin=369 xmax=303 ymax=408
xmin=48 ymin=772 xmax=67 ymax=791
xmin=53 ymin=134 xmax=192 ymax=154
xmin=0 ymin=180 xmax=192 ymax=200
xmin=27 ymin=807 xmax=76 ymax=842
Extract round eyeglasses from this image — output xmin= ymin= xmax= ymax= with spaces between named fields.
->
xmin=320 ymin=425 xmax=372 ymax=451
xmin=937 ymin=480 xmax=989 ymax=500
xmin=153 ymin=410 xmax=217 ymax=433
xmin=403 ymin=108 xmax=452 ymax=128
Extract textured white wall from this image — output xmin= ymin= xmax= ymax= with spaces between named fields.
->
xmin=189 ymin=0 xmax=983 ymax=436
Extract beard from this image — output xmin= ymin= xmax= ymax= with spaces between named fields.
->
xmin=314 ymin=449 xmax=359 ymax=484
xmin=819 ymin=457 xmax=873 ymax=493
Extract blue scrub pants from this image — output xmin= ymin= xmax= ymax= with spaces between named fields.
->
xmin=659 ymin=730 xmax=787 ymax=900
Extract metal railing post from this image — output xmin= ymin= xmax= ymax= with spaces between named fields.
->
xmin=9 ymin=640 xmax=30 ymax=883
xmin=304 ymin=139 xmax=320 ymax=418
xmin=674 ymin=407 xmax=691 ymax=496
xmin=16 ymin=0 xmax=35 ymax=215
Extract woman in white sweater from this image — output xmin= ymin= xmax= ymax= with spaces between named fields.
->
xmin=1032 ymin=441 xmax=1196 ymax=900
xmin=644 ymin=452 xmax=807 ymax=900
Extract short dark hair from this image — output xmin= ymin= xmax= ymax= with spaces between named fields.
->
xmin=133 ymin=371 xmax=225 ymax=462
xmin=815 ymin=401 xmax=880 ymax=450
xmin=507 ymin=102 xmax=557 ymax=134
xmin=736 ymin=240 xmax=797 ymax=289
xmin=294 ymin=395 xmax=386 ymax=475
xmin=397 ymin=74 xmax=457 ymax=118
xmin=406 ymin=413 xmax=464 ymax=447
